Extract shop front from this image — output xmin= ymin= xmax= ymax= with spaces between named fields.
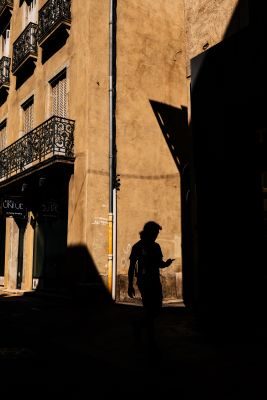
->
xmin=0 ymin=116 xmax=75 ymax=292
xmin=0 ymin=165 xmax=73 ymax=292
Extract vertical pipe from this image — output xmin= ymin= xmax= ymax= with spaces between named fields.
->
xmin=108 ymin=0 xmax=116 ymax=297
xmin=109 ymin=0 xmax=114 ymax=215
xmin=112 ymin=187 xmax=117 ymax=299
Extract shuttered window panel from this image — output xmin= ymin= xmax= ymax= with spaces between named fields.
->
xmin=22 ymin=96 xmax=34 ymax=134
xmin=3 ymin=29 xmax=10 ymax=57
xmin=24 ymin=102 xmax=33 ymax=133
xmin=25 ymin=0 xmax=38 ymax=26
xmin=51 ymin=71 xmax=67 ymax=118
xmin=0 ymin=121 xmax=7 ymax=151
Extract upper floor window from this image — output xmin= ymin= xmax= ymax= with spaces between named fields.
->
xmin=0 ymin=25 xmax=10 ymax=58
xmin=49 ymin=68 xmax=67 ymax=118
xmin=0 ymin=119 xmax=7 ymax=151
xmin=21 ymin=95 xmax=34 ymax=133
xmin=23 ymin=0 xmax=38 ymax=28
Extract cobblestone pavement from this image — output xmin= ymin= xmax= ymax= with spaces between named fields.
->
xmin=1 ymin=289 xmax=267 ymax=398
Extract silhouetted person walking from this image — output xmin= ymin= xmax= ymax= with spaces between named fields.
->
xmin=128 ymin=221 xmax=174 ymax=352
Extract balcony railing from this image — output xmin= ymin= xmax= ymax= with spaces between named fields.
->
xmin=12 ymin=22 xmax=38 ymax=75
xmin=38 ymin=0 xmax=71 ymax=46
xmin=0 ymin=0 xmax=13 ymax=17
xmin=0 ymin=56 xmax=10 ymax=89
xmin=0 ymin=116 xmax=75 ymax=180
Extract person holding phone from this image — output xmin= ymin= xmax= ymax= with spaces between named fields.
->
xmin=128 ymin=221 xmax=175 ymax=347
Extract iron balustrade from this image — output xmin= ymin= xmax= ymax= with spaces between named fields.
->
xmin=12 ymin=22 xmax=38 ymax=74
xmin=0 ymin=0 xmax=13 ymax=16
xmin=38 ymin=0 xmax=71 ymax=44
xmin=0 ymin=116 xmax=75 ymax=180
xmin=0 ymin=56 xmax=10 ymax=88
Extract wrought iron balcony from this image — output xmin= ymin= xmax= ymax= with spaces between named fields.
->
xmin=0 ymin=56 xmax=10 ymax=89
xmin=0 ymin=0 xmax=13 ymax=17
xmin=38 ymin=0 xmax=71 ymax=47
xmin=0 ymin=116 xmax=75 ymax=181
xmin=12 ymin=22 xmax=38 ymax=75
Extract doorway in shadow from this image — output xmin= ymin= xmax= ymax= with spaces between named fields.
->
xmin=0 ymin=216 xmax=6 ymax=287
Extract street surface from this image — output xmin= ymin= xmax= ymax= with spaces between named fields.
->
xmin=1 ymin=289 xmax=267 ymax=397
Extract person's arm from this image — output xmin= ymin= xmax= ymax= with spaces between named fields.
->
xmin=160 ymin=258 xmax=175 ymax=269
xmin=157 ymin=244 xmax=175 ymax=269
xmin=128 ymin=257 xmax=136 ymax=298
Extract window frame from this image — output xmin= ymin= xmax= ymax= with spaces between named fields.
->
xmin=21 ymin=95 xmax=34 ymax=134
xmin=0 ymin=119 xmax=7 ymax=151
xmin=49 ymin=67 xmax=68 ymax=118
xmin=23 ymin=0 xmax=38 ymax=29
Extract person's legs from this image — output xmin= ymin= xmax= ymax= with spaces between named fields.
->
xmin=138 ymin=281 xmax=163 ymax=353
xmin=143 ymin=295 xmax=161 ymax=348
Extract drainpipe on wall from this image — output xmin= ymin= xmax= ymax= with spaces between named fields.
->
xmin=108 ymin=0 xmax=117 ymax=300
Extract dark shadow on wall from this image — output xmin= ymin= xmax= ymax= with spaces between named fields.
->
xmin=190 ymin=0 xmax=267 ymax=325
xmin=0 ymin=89 xmax=8 ymax=106
xmin=149 ymin=101 xmax=196 ymax=309
xmin=223 ymin=0 xmax=249 ymax=39
xmin=150 ymin=0 xmax=267 ymax=328
xmin=32 ymin=245 xmax=112 ymax=306
xmin=41 ymin=28 xmax=70 ymax=64
xmin=15 ymin=61 xmax=36 ymax=90
xmin=149 ymin=101 xmax=190 ymax=171
xmin=64 ymin=245 xmax=112 ymax=305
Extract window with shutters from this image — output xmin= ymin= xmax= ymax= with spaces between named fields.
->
xmin=0 ymin=119 xmax=7 ymax=151
xmin=50 ymin=69 xmax=67 ymax=118
xmin=24 ymin=0 xmax=38 ymax=28
xmin=22 ymin=96 xmax=34 ymax=134
xmin=0 ymin=26 xmax=10 ymax=58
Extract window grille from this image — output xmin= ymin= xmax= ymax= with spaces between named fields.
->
xmin=22 ymin=96 xmax=34 ymax=133
xmin=0 ymin=120 xmax=7 ymax=151
xmin=50 ymin=69 xmax=67 ymax=118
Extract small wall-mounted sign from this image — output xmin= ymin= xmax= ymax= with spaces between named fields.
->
xmin=39 ymin=199 xmax=59 ymax=218
xmin=1 ymin=197 xmax=27 ymax=218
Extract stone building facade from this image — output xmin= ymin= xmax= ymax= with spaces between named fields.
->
xmin=0 ymin=0 xmax=265 ymax=315
xmin=0 ymin=0 xmax=187 ymax=303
